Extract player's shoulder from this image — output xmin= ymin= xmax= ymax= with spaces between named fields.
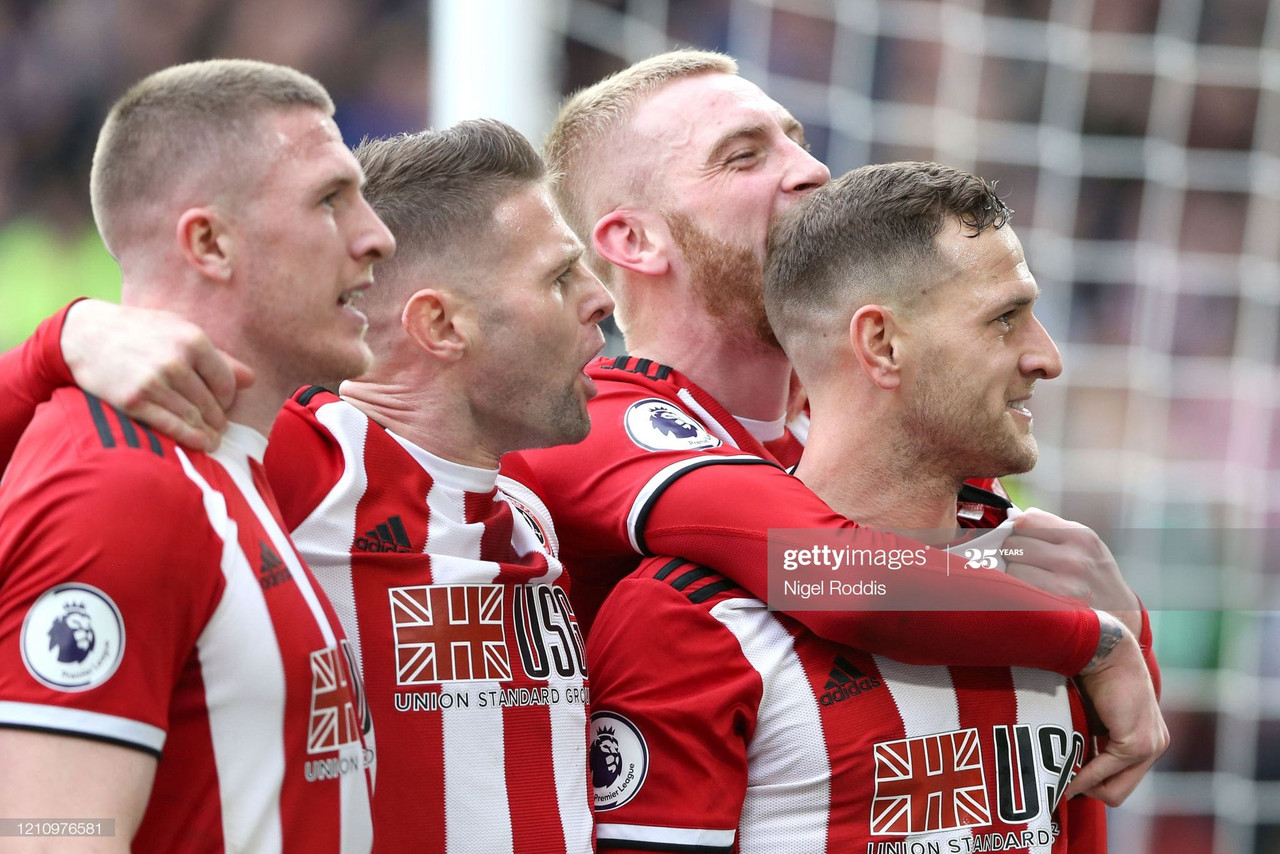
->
xmin=586 ymin=356 xmax=732 ymax=455
xmin=3 ymin=388 xmax=210 ymax=531
xmin=282 ymin=384 xmax=342 ymax=419
xmin=627 ymin=557 xmax=753 ymax=611
xmin=13 ymin=388 xmax=185 ymax=488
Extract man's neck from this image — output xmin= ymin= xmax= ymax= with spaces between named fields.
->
xmin=339 ymin=376 xmax=501 ymax=471
xmin=625 ymin=332 xmax=792 ymax=421
xmin=795 ymin=404 xmax=962 ymax=542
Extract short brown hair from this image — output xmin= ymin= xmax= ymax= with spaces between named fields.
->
xmin=764 ymin=161 xmax=1012 ymax=374
xmin=544 ymin=49 xmax=737 ymax=280
xmin=91 ymin=59 xmax=333 ymax=256
xmin=354 ymin=119 xmax=545 ymax=278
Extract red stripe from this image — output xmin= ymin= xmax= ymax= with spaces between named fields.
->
xmin=351 ymin=423 xmax=449 ymax=852
xmin=503 ymin=702 xmax=566 ymax=852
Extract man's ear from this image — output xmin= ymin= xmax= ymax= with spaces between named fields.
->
xmin=177 ymin=207 xmax=233 ymax=281
xmin=402 ymin=288 xmax=474 ymax=361
xmin=850 ymin=304 xmax=904 ymax=390
xmin=593 ymin=209 xmax=671 ymax=277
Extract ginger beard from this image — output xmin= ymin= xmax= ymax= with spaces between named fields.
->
xmin=665 ymin=212 xmax=780 ymax=353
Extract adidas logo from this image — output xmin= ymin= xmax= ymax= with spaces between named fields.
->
xmin=819 ymin=655 xmax=880 ymax=706
xmin=258 ymin=540 xmax=293 ymax=590
xmin=354 ymin=515 xmax=414 ymax=553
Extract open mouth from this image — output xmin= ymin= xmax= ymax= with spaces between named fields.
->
xmin=1007 ymin=398 xmax=1032 ymax=417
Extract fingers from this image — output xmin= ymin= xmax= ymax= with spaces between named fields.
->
xmin=1065 ymin=752 xmax=1150 ymax=806
xmin=166 ymin=360 xmax=231 ymax=435
xmin=1005 ymin=561 xmax=1090 ymax=601
xmin=126 ymin=401 xmax=220 ymax=452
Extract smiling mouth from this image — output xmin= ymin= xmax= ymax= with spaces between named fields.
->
xmin=1007 ymin=399 xmax=1032 ymax=417
xmin=339 ymin=283 xmax=369 ymax=308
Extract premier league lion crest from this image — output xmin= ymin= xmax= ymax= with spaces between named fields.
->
xmin=590 ymin=711 xmax=648 ymax=811
xmin=623 ymin=399 xmax=722 ymax=452
xmin=21 ymin=584 xmax=124 ymax=691
xmin=48 ymin=602 xmax=96 ymax=663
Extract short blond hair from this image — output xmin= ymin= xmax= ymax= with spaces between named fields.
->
xmin=90 ymin=59 xmax=333 ymax=257
xmin=545 ymin=49 xmax=737 ymax=283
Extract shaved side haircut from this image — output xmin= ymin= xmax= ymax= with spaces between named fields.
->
xmin=764 ymin=161 xmax=1011 ymax=381
xmin=544 ymin=49 xmax=737 ymax=282
xmin=353 ymin=119 xmax=545 ymax=279
xmin=90 ymin=59 xmax=333 ymax=258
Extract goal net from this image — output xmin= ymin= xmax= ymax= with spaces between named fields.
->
xmin=549 ymin=1 xmax=1280 ymax=851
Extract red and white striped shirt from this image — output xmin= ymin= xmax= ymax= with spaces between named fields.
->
xmin=0 ymin=388 xmax=375 ymax=852
xmin=587 ymin=499 xmax=1101 ymax=854
xmin=266 ymin=388 xmax=593 ymax=853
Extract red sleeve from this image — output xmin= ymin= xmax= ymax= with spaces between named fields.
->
xmin=0 ymin=394 xmax=224 ymax=752
xmin=589 ymin=574 xmax=759 ymax=853
xmin=0 ymin=303 xmax=76 ymax=472
xmin=1137 ymin=602 xmax=1161 ymax=699
xmin=646 ymin=465 xmax=1101 ymax=675
xmin=264 ymin=390 xmax=347 ymax=531
xmin=519 ymin=375 xmax=1102 ymax=676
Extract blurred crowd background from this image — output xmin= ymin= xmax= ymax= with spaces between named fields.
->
xmin=0 ymin=0 xmax=429 ymax=346
xmin=1 ymin=0 xmax=1277 ymax=851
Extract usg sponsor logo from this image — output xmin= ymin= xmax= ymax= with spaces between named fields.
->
xmin=623 ymin=399 xmax=721 ymax=452
xmin=21 ymin=583 xmax=125 ymax=692
xmin=591 ymin=711 xmax=648 ymax=811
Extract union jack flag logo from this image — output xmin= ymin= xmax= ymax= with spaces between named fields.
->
xmin=871 ymin=728 xmax=991 ymax=835
xmin=307 ymin=646 xmax=361 ymax=754
xmin=390 ymin=584 xmax=510 ymax=684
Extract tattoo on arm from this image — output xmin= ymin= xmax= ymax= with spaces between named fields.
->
xmin=1084 ymin=610 xmax=1126 ymax=673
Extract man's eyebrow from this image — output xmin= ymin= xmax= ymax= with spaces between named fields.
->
xmin=706 ymin=124 xmax=770 ymax=163
xmin=544 ymin=243 xmax=584 ymax=278
xmin=781 ymin=116 xmax=806 ymax=145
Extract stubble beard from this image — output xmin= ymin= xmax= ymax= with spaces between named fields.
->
xmin=902 ymin=352 xmax=1039 ymax=483
xmin=665 ymin=212 xmax=781 ymax=355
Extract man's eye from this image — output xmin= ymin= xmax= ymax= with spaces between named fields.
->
xmin=995 ymin=312 xmax=1014 ymax=329
xmin=727 ymin=150 xmax=758 ymax=165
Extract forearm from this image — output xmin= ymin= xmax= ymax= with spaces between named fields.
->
xmin=0 ymin=304 xmax=75 ymax=470
xmin=646 ymin=467 xmax=1102 ymax=675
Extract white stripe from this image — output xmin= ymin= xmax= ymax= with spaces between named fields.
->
xmin=624 ymin=454 xmax=768 ymax=553
xmin=192 ymin=439 xmax=375 ymax=853
xmin=596 ymin=821 xmax=736 ymax=848
xmin=676 ymin=388 xmax=740 ymax=449
xmin=0 ymin=700 xmax=165 ymax=752
xmin=712 ymin=599 xmax=830 ymax=854
xmin=872 ymin=655 xmax=971 ymax=851
xmin=302 ymin=401 xmax=372 ymax=686
xmin=424 ymin=479 xmax=504 ymax=585
xmin=443 ymin=687 xmax=512 ymax=851
xmin=178 ymin=446 xmax=287 ymax=853
xmin=1011 ymin=668 xmax=1074 ymax=854
xmin=549 ymin=673 xmax=592 ymax=852
xmin=426 ymin=481 xmax=515 ymax=851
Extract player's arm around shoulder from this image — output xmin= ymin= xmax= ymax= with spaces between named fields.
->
xmin=0 ymin=396 xmax=226 ymax=847
xmin=589 ymin=564 xmax=762 ymax=853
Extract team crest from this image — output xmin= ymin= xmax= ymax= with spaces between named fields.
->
xmin=623 ymin=399 xmax=722 ymax=452
xmin=21 ymin=583 xmax=124 ymax=692
xmin=390 ymin=584 xmax=511 ymax=684
xmin=871 ymin=728 xmax=991 ymax=835
xmin=307 ymin=645 xmax=364 ymax=753
xmin=590 ymin=711 xmax=648 ymax=811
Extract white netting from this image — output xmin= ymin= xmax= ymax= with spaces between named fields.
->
xmin=552 ymin=1 xmax=1280 ymax=850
